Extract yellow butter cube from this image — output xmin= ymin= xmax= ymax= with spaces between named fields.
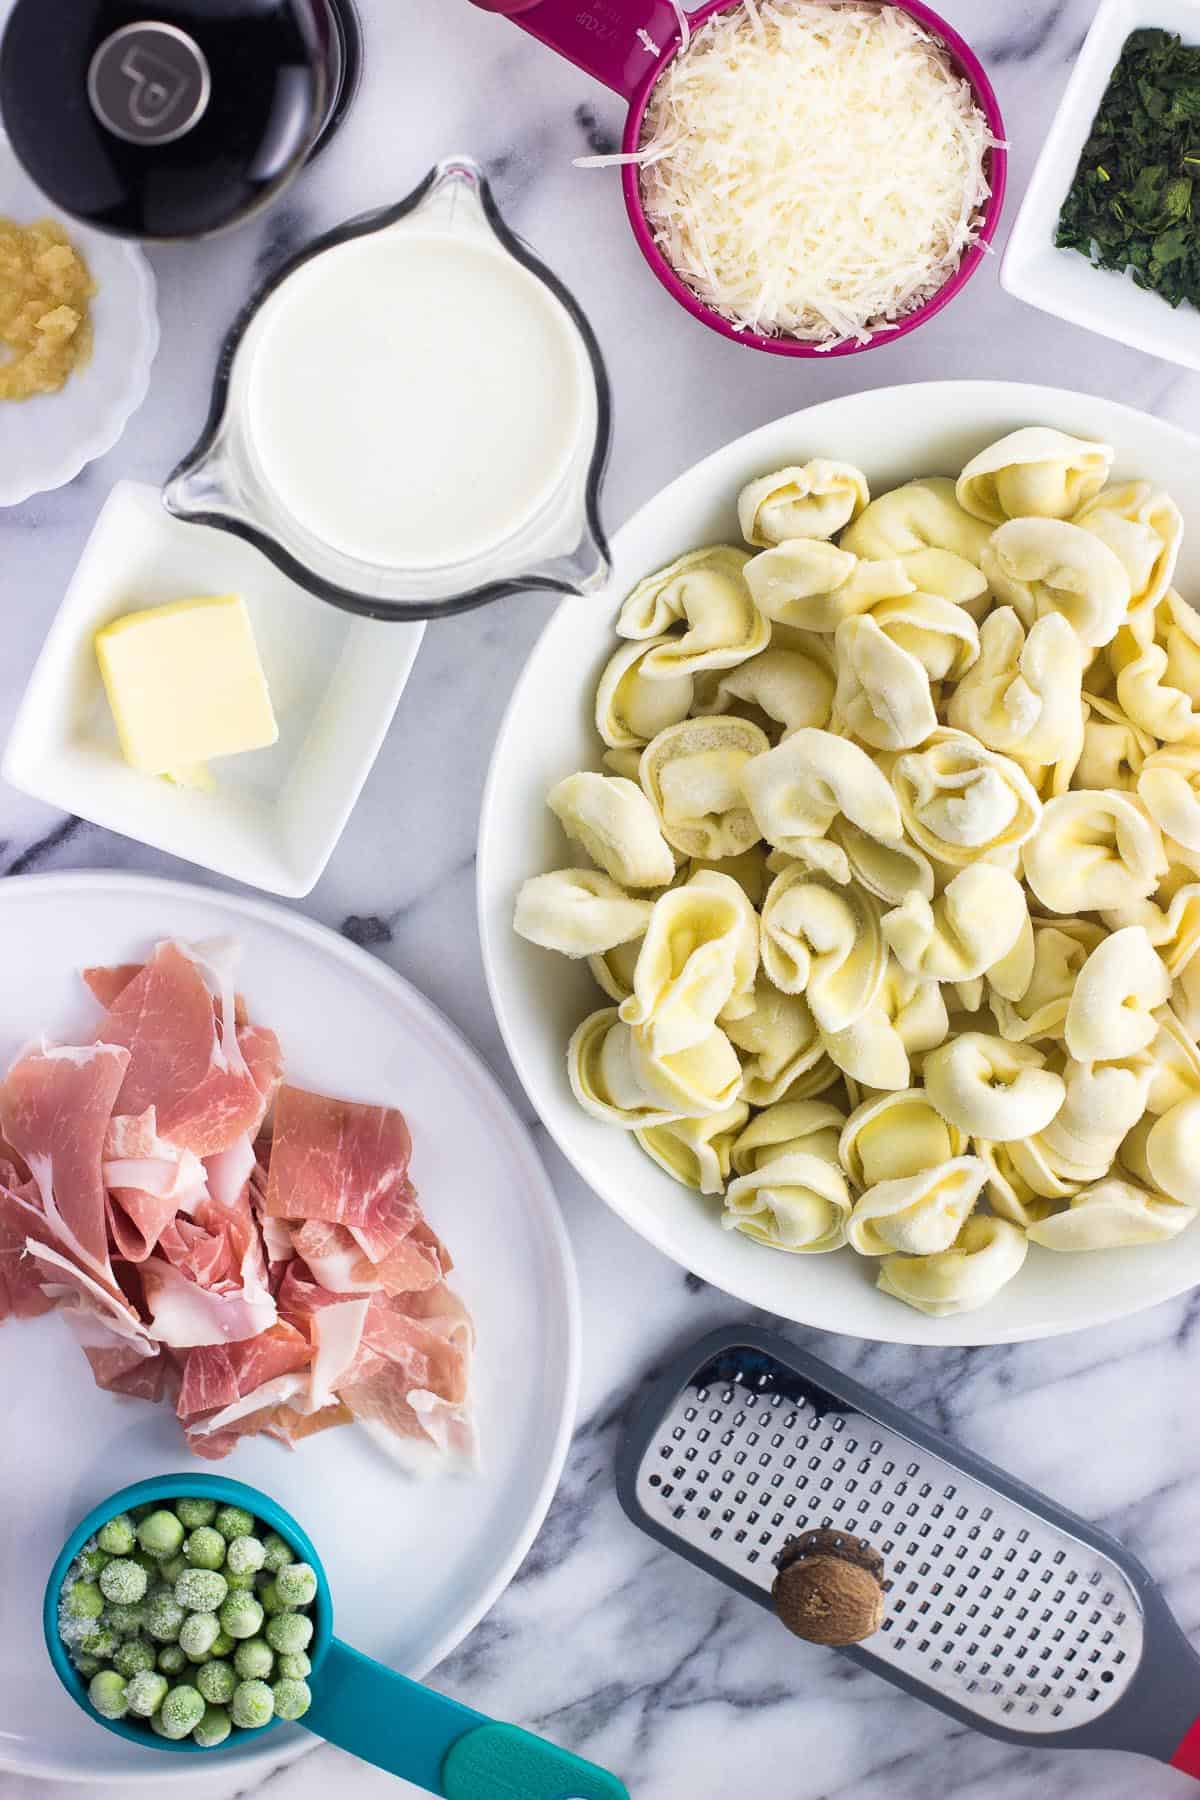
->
xmin=95 ymin=595 xmax=278 ymax=780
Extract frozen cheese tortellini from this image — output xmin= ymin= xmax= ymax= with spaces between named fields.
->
xmin=618 ymin=546 xmax=768 ymax=677
xmin=640 ymin=717 xmax=769 ymax=859
xmin=877 ymin=1216 xmax=1029 ymax=1317
xmin=892 ymin=729 xmax=1042 ymax=866
xmin=636 ymin=1102 xmax=750 ymax=1195
xmin=737 ymin=460 xmax=868 ymax=546
xmin=514 ymin=868 xmax=655 ymax=957
xmin=981 ymin=518 xmax=1131 ymax=651
xmin=848 ymin=1156 xmax=987 ymax=1257
xmin=522 ymin=423 xmax=1200 ymax=1325
xmin=548 ymin=772 xmax=676 ymax=888
xmin=759 ymin=866 xmax=886 ymax=1032
xmin=1023 ymin=790 xmax=1165 ymax=914
xmin=956 ymin=427 xmax=1113 ymax=525
xmin=924 ymin=1033 xmax=1065 ymax=1139
xmin=882 ymin=864 xmax=1028 ymax=983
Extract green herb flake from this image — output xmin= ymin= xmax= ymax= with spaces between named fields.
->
xmin=1057 ymin=28 xmax=1200 ymax=311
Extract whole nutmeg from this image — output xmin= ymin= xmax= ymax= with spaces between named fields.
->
xmin=772 ymin=1528 xmax=886 ymax=1647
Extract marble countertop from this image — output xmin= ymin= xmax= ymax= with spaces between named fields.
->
xmin=4 ymin=1 xmax=1200 ymax=1796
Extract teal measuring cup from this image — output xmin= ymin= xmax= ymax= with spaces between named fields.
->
xmin=44 ymin=1473 xmax=628 ymax=1799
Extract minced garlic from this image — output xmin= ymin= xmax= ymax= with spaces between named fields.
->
xmin=0 ymin=216 xmax=96 ymax=401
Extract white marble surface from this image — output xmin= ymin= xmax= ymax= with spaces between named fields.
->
xmin=4 ymin=1 xmax=1200 ymax=1796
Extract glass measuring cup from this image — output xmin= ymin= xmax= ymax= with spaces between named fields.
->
xmin=164 ymin=157 xmax=612 ymax=621
xmin=44 ymin=1472 xmax=628 ymax=1798
xmin=469 ymin=0 xmax=1008 ymax=359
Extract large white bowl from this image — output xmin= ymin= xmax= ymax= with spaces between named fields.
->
xmin=479 ymin=381 xmax=1200 ymax=1347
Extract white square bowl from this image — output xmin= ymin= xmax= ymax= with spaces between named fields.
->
xmin=1002 ymin=0 xmax=1200 ymax=370
xmin=2 ymin=482 xmax=424 ymax=895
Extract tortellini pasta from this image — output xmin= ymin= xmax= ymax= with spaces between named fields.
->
xmin=548 ymin=773 xmax=676 ymax=888
xmin=640 ymin=717 xmax=769 ymax=858
xmin=892 ymin=729 xmax=1042 ymax=866
xmin=522 ymin=425 xmax=1200 ymax=1322
xmin=514 ymin=868 xmax=655 ymax=957
xmin=981 ymin=517 xmax=1131 ymax=650
xmin=956 ymin=427 xmax=1113 ymax=525
xmin=1023 ymin=790 xmax=1165 ymax=914
xmin=617 ymin=546 xmax=767 ymax=675
xmin=848 ymin=1156 xmax=987 ymax=1256
xmin=737 ymin=460 xmax=868 ymax=546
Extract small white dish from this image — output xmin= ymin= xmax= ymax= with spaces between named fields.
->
xmin=0 ymin=131 xmax=159 ymax=504
xmin=3 ymin=482 xmax=425 ymax=896
xmin=1002 ymin=0 xmax=1200 ymax=370
xmin=0 ymin=871 xmax=580 ymax=1783
xmin=479 ymin=379 xmax=1200 ymax=1348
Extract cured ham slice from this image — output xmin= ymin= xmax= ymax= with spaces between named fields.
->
xmin=0 ymin=1043 xmax=130 ymax=1285
xmin=0 ymin=936 xmax=475 ymax=1468
xmin=91 ymin=943 xmax=265 ymax=1157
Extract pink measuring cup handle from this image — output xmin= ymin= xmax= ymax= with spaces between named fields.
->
xmin=466 ymin=0 xmax=682 ymax=99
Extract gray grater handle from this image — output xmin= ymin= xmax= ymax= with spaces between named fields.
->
xmin=617 ymin=1325 xmax=1200 ymax=1776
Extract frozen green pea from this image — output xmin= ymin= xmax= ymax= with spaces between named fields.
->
xmin=99 ymin=1559 xmax=148 ymax=1605
xmin=124 ymin=1669 xmax=168 ymax=1718
xmin=157 ymin=1644 xmax=187 ymax=1675
xmin=214 ymin=1505 xmax=256 ymax=1542
xmin=104 ymin=1601 xmax=146 ymax=1637
xmin=265 ymin=1611 xmax=312 ymax=1656
xmin=196 ymin=1658 xmax=236 ymax=1705
xmin=113 ymin=1639 xmax=156 ymax=1679
xmin=258 ymin=1579 xmax=286 ymax=1616
xmin=150 ymin=1713 xmax=171 ymax=1738
xmin=219 ymin=1591 xmax=264 ymax=1640
xmin=137 ymin=1510 xmax=184 ymax=1559
xmin=230 ymin=1678 xmax=274 ymax=1729
xmin=158 ymin=1683 xmax=205 ymax=1740
xmin=274 ymin=1563 xmax=317 ymax=1608
xmin=97 ymin=1514 xmax=135 ymax=1556
xmin=261 ymin=1531 xmax=292 ymax=1574
xmin=176 ymin=1568 xmax=227 ymax=1613
xmin=209 ymin=1628 xmax=234 ymax=1657
xmin=184 ymin=1526 xmax=226 ymax=1570
xmin=145 ymin=1591 xmax=185 ymax=1642
xmin=194 ymin=1703 xmax=231 ymax=1748
xmin=79 ymin=1627 xmax=119 ymax=1660
xmin=272 ymin=1677 xmax=311 ymax=1722
xmin=276 ymin=1650 xmax=311 ymax=1681
xmin=224 ymin=1569 xmax=256 ymax=1592
xmin=179 ymin=1611 xmax=220 ymax=1660
xmin=160 ymin=1554 xmax=186 ymax=1584
xmin=234 ymin=1638 xmax=274 ymax=1681
xmin=76 ymin=1547 xmax=112 ymax=1579
xmin=130 ymin=1549 xmax=159 ymax=1576
xmin=65 ymin=1579 xmax=104 ymax=1621
xmin=88 ymin=1670 xmax=128 ymax=1720
xmin=71 ymin=1653 xmax=101 ymax=1678
xmin=176 ymin=1498 xmax=217 ymax=1529
xmin=226 ymin=1535 xmax=265 ymax=1576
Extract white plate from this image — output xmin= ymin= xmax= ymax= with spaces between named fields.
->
xmin=479 ymin=379 xmax=1200 ymax=1348
xmin=2 ymin=483 xmax=424 ymax=896
xmin=0 ymin=132 xmax=159 ymax=504
xmin=1001 ymin=0 xmax=1200 ymax=372
xmin=0 ymin=871 xmax=579 ymax=1783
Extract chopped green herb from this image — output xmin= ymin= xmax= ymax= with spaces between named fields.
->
xmin=1057 ymin=28 xmax=1200 ymax=310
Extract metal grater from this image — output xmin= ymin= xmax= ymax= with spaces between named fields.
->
xmin=617 ymin=1327 xmax=1200 ymax=1779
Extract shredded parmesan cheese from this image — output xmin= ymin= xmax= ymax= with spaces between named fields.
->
xmin=605 ymin=1 xmax=998 ymax=347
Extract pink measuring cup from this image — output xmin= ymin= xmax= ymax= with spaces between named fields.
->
xmin=468 ymin=0 xmax=1008 ymax=358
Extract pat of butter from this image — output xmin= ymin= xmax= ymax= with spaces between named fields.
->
xmin=95 ymin=595 xmax=278 ymax=782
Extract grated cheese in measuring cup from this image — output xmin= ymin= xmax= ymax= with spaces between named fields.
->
xmin=582 ymin=1 xmax=999 ymax=348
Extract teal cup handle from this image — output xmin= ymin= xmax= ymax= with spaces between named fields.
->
xmin=306 ymin=1638 xmax=628 ymax=1798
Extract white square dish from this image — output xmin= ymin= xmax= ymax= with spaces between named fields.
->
xmin=2 ymin=482 xmax=424 ymax=895
xmin=1001 ymin=0 xmax=1200 ymax=370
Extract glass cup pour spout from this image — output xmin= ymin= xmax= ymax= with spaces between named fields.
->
xmin=164 ymin=157 xmax=613 ymax=622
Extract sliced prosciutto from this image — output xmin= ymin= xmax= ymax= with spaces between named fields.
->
xmin=0 ymin=937 xmax=475 ymax=1469
xmin=91 ymin=942 xmax=269 ymax=1158
xmin=0 ymin=1042 xmax=129 ymax=1285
